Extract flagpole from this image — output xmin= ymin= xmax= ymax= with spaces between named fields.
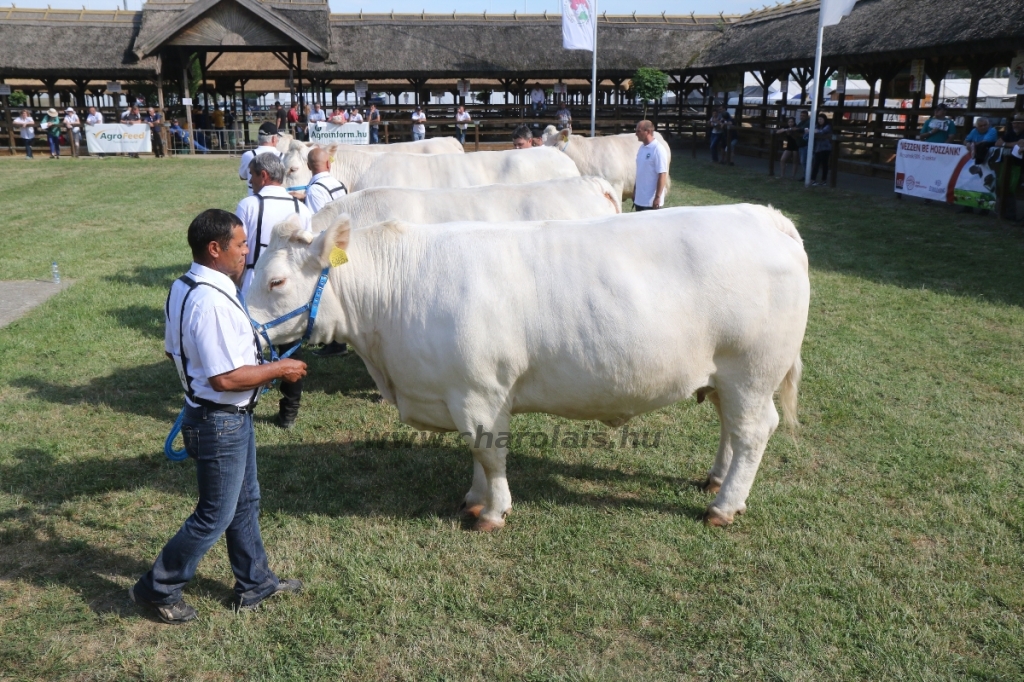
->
xmin=804 ymin=14 xmax=824 ymax=187
xmin=590 ymin=0 xmax=597 ymax=137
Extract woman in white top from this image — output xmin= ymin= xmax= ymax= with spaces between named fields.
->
xmin=455 ymin=105 xmax=472 ymax=146
xmin=13 ymin=110 xmax=35 ymax=158
xmin=349 ymin=109 xmax=363 ymax=123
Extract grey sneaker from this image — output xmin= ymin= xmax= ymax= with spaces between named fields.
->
xmin=129 ymin=586 xmax=197 ymax=625
xmin=237 ymin=579 xmax=304 ymax=612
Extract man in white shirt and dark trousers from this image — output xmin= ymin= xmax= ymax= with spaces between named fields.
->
xmin=130 ymin=209 xmax=306 ymax=624
xmin=238 ymin=121 xmax=282 ymax=196
xmin=235 ymin=154 xmax=314 ymax=427
xmin=632 ymin=120 xmax=669 ymax=211
xmin=303 ymin=146 xmax=349 ymax=358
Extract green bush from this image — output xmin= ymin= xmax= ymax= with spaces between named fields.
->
xmin=630 ymin=67 xmax=668 ymax=118
xmin=8 ymin=89 xmax=28 ymax=107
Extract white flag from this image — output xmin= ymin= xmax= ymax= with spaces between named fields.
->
xmin=820 ymin=0 xmax=857 ymax=26
xmin=562 ymin=0 xmax=595 ymax=51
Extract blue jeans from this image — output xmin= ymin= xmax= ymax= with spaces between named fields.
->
xmin=412 ymin=130 xmax=425 ymax=141
xmin=457 ymin=128 xmax=466 ymax=145
xmin=710 ymin=132 xmax=724 ymax=162
xmin=799 ymin=146 xmax=807 ymax=168
xmin=22 ymin=138 xmax=33 ymax=158
xmin=369 ymin=126 xmax=379 ymax=144
xmin=47 ymin=136 xmax=59 ymax=156
xmin=133 ymin=406 xmax=278 ymax=606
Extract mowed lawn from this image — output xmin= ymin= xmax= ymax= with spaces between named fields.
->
xmin=1 ymin=151 xmax=1023 ymax=681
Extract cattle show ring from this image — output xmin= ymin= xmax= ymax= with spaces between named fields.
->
xmin=2 ymin=0 xmax=1024 ymax=678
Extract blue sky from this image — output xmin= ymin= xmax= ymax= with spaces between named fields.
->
xmin=12 ymin=0 xmax=760 ymax=17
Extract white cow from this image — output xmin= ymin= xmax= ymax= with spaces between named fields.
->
xmin=247 ymin=205 xmax=809 ymax=531
xmin=283 ymin=138 xmax=464 ymax=191
xmin=541 ymin=126 xmax=672 ymax=201
xmin=310 ymin=177 xmax=621 ymax=233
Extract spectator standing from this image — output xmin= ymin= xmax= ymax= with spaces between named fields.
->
xmin=556 ymin=102 xmax=572 ymax=130
xmin=632 ymin=120 xmax=669 ymax=211
xmin=13 ymin=109 xmax=35 ymax=158
xmin=512 ymin=124 xmax=533 ymax=149
xmin=530 ymin=83 xmax=546 ymax=115
xmin=146 ymin=107 xmax=165 ymax=158
xmin=125 ymin=105 xmax=143 ymax=158
xmin=995 ymin=112 xmax=1024 ymax=221
xmin=349 ymin=108 xmax=363 ymax=124
xmin=367 ymin=104 xmax=381 ymax=144
xmin=274 ymin=101 xmax=287 ymax=132
xmin=455 ymin=105 xmax=471 ymax=145
xmin=238 ymin=121 xmax=282 ymax=196
xmin=808 ymin=112 xmax=833 ymax=186
xmin=129 ymin=208 xmax=306 ymax=624
xmin=86 ymin=107 xmax=104 ymax=158
xmin=411 ymin=106 xmax=426 ymax=141
xmin=40 ymin=108 xmax=62 ymax=159
xmin=795 ymin=110 xmax=811 ymax=171
xmin=919 ymin=103 xmax=956 ymax=143
xmin=211 ymin=104 xmax=225 ymax=149
xmin=329 ymin=107 xmax=347 ymax=124
xmin=234 ymin=154 xmax=314 ymax=428
xmin=224 ymin=107 xmax=236 ymax=148
xmin=287 ymin=104 xmax=299 ymax=134
xmin=308 ymin=103 xmax=326 ymax=127
xmin=708 ymin=106 xmax=732 ymax=164
xmin=778 ymin=116 xmax=800 ymax=179
xmin=63 ymin=107 xmax=81 ymax=149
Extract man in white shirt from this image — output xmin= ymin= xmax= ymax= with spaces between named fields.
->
xmin=238 ymin=121 xmax=282 ymax=197
xmin=13 ymin=109 xmax=34 ymax=158
xmin=308 ymin=103 xmax=326 ymax=125
xmin=411 ymin=106 xmax=426 ymax=141
xmin=63 ymin=107 xmax=81 ymax=148
xmin=530 ymin=84 xmax=546 ymax=115
xmin=632 ymin=120 xmax=669 ymax=211
xmin=130 ymin=208 xmax=306 ymax=624
xmin=304 ymin=147 xmax=347 ymax=214
xmin=455 ymin=105 xmax=472 ymax=145
xmin=235 ymin=153 xmax=313 ymax=428
xmin=85 ymin=106 xmax=103 ymax=126
xmin=349 ymin=109 xmax=364 ymax=124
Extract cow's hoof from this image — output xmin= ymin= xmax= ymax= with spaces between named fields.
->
xmin=459 ymin=502 xmax=484 ymax=520
xmin=703 ymin=506 xmax=734 ymax=527
xmin=473 ymin=517 xmax=505 ymax=532
xmin=701 ymin=477 xmax=722 ymax=494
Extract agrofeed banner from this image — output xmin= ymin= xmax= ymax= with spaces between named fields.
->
xmin=309 ymin=122 xmax=369 ymax=146
xmin=894 ymin=139 xmax=996 ymax=211
xmin=85 ymin=124 xmax=152 ymax=154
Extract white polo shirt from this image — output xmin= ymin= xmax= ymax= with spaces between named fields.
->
xmin=165 ymin=263 xmax=261 ymax=408
xmin=305 ymin=171 xmax=348 ymax=214
xmin=634 ymin=140 xmax=670 ymax=208
xmin=238 ymin=145 xmax=283 ymax=196
xmin=235 ymin=185 xmax=313 ymax=296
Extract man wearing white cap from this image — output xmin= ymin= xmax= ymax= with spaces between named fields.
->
xmin=63 ymin=108 xmax=81 ymax=149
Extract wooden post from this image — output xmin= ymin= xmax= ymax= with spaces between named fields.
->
xmin=474 ymin=121 xmax=480 ymax=152
xmin=182 ymin=64 xmax=196 ymax=155
xmin=383 ymin=121 xmax=389 ymax=144
xmin=768 ymin=129 xmax=776 ymax=176
xmin=691 ymin=119 xmax=697 ymax=159
xmin=997 ymin=153 xmax=1015 ymax=221
xmin=1 ymin=81 xmax=14 ymax=155
xmin=156 ymin=68 xmax=167 ymax=155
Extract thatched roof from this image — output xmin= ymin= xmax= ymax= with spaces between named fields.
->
xmin=0 ymin=7 xmax=158 ymax=79
xmin=696 ymin=0 xmax=1024 ymax=71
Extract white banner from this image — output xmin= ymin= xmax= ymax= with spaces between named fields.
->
xmin=895 ymin=139 xmax=995 ymax=210
xmin=562 ymin=0 xmax=595 ymax=51
xmin=820 ymin=0 xmax=857 ymax=27
xmin=308 ymin=122 xmax=370 ymax=145
xmin=1009 ymin=52 xmax=1024 ymax=96
xmin=85 ymin=124 xmax=151 ymax=154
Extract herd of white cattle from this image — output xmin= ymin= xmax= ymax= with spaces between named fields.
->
xmin=246 ymin=131 xmax=810 ymax=530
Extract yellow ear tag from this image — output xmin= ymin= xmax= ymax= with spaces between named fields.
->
xmin=329 ymin=247 xmax=349 ymax=267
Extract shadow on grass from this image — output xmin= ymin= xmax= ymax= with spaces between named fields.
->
xmin=670 ymin=160 xmax=1024 ymax=308
xmin=106 ymin=263 xmax=188 ymax=290
xmin=108 ymin=305 xmax=165 ymax=339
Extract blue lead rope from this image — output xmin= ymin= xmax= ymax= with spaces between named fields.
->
xmin=163 ymin=267 xmax=332 ymax=461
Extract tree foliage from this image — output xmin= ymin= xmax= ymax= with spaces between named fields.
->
xmin=631 ymin=68 xmax=668 ymax=118
xmin=9 ymin=89 xmax=27 ymax=107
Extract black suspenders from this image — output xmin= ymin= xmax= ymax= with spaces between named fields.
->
xmin=169 ymin=275 xmax=262 ymax=409
xmin=311 ymin=179 xmax=347 ymax=198
xmin=248 ymin=195 xmax=300 ymax=269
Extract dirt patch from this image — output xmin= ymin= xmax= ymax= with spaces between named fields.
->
xmin=0 ymin=279 xmax=73 ymax=329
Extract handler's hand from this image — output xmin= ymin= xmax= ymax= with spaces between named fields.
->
xmin=277 ymin=359 xmax=307 ymax=384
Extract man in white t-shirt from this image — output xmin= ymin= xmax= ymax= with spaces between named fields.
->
xmin=238 ymin=121 xmax=282 ymax=197
xmin=530 ymin=84 xmax=546 ymax=115
xmin=308 ymin=103 xmax=326 ymax=125
xmin=13 ymin=109 xmax=35 ymax=158
xmin=632 ymin=120 xmax=669 ymax=211
xmin=349 ymin=109 xmax=364 ymax=124
xmin=411 ymin=107 xmax=426 ymax=141
xmin=455 ymin=105 xmax=472 ymax=145
xmin=86 ymin=106 xmax=103 ymax=126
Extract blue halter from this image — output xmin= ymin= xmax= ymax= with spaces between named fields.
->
xmin=164 ymin=266 xmax=332 ymax=460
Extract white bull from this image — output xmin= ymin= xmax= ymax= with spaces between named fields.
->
xmin=283 ymin=138 xmax=464 ymax=191
xmin=541 ymin=126 xmax=672 ymax=201
xmin=310 ymin=176 xmax=621 ymax=233
xmin=247 ymin=205 xmax=809 ymax=530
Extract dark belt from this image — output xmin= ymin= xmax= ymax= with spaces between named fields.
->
xmin=188 ymin=397 xmax=255 ymax=414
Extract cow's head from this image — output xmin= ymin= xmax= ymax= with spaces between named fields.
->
xmin=282 ymin=141 xmax=313 ymax=193
xmin=247 ymin=215 xmax=351 ymax=346
xmin=541 ymin=125 xmax=570 ymax=147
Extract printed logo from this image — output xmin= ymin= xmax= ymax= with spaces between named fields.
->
xmin=567 ymin=0 xmax=590 ymax=24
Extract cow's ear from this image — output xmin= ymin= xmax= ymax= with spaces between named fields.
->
xmin=273 ymin=216 xmax=310 ymax=244
xmin=314 ymin=214 xmax=352 ymax=268
xmin=560 ymin=127 xmax=571 ymax=142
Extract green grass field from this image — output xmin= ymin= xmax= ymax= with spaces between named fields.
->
xmin=1 ymin=153 xmax=1023 ymax=681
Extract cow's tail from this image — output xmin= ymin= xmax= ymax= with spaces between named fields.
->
xmin=765 ymin=205 xmax=803 ymax=245
xmin=779 ymin=355 xmax=802 ymax=430
xmin=587 ymin=176 xmax=621 ymax=213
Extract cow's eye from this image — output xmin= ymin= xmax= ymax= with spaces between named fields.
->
xmin=269 ymin=278 xmax=285 ymax=290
